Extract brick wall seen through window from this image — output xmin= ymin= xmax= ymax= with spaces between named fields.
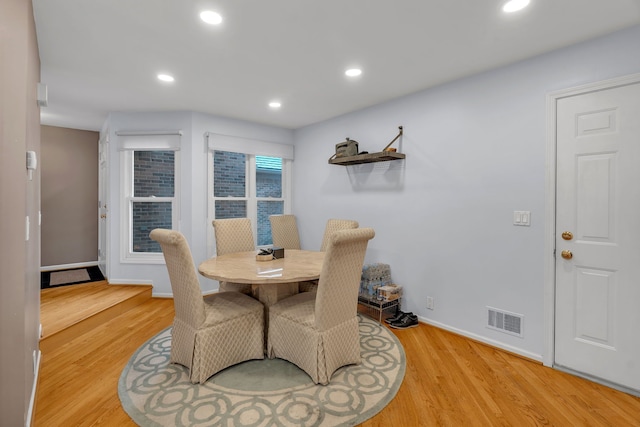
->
xmin=132 ymin=151 xmax=174 ymax=253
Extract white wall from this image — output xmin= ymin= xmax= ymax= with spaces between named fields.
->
xmin=103 ymin=111 xmax=293 ymax=296
xmin=291 ymin=25 xmax=640 ymax=360
xmin=100 ymin=25 xmax=640 ymax=359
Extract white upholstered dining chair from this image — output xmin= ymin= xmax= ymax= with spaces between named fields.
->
xmin=269 ymin=214 xmax=301 ymax=250
xmin=298 ymin=218 xmax=360 ymax=293
xmin=212 ymin=218 xmax=255 ymax=294
xmin=320 ymin=218 xmax=359 ymax=251
xmin=150 ymin=228 xmax=264 ymax=384
xmin=267 ymin=227 xmax=375 ymax=385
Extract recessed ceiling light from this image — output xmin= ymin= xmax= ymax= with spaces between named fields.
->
xmin=200 ymin=10 xmax=223 ymax=25
xmin=502 ymin=0 xmax=530 ymax=13
xmin=345 ymin=68 xmax=362 ymax=77
xmin=157 ymin=74 xmax=175 ymax=82
xmin=268 ymin=101 xmax=281 ymax=109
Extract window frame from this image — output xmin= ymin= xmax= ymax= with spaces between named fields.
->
xmin=120 ymin=149 xmax=181 ymax=264
xmin=207 ymin=150 xmax=292 ymax=257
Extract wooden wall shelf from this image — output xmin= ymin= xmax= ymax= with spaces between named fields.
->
xmin=328 ymin=151 xmax=405 ymax=166
xmin=328 ymin=126 xmax=405 ymax=166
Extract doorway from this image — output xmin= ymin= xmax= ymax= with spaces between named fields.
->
xmin=546 ymin=73 xmax=640 ymax=395
xmin=98 ymin=134 xmax=109 ymax=279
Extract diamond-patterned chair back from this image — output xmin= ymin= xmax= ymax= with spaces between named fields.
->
xmin=315 ymin=228 xmax=375 ymax=331
xmin=319 ymin=219 xmax=359 ymax=251
xmin=149 ymin=228 xmax=206 ymax=327
xmin=212 ymin=218 xmax=255 ymax=255
xmin=270 ymin=214 xmax=301 ymax=249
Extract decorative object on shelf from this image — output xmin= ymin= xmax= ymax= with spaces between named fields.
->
xmin=328 ymin=126 xmax=405 ymax=166
xmin=382 ymin=126 xmax=403 ymax=152
xmin=334 ymin=138 xmax=359 ymax=158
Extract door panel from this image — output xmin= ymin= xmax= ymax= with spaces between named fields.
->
xmin=574 ymin=267 xmax=615 ymax=348
xmin=555 ymin=81 xmax=640 ymax=392
xmin=576 ymin=154 xmax=614 ymax=240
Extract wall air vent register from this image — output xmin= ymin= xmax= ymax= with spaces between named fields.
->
xmin=487 ymin=306 xmax=524 ymax=337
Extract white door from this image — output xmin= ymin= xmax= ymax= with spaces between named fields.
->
xmin=98 ymin=136 xmax=109 ymax=279
xmin=555 ymin=80 xmax=640 ymax=392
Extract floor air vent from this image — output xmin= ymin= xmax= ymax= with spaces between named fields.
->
xmin=487 ymin=307 xmax=523 ymax=337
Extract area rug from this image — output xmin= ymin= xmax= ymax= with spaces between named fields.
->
xmin=40 ymin=266 xmax=105 ymax=289
xmin=119 ymin=314 xmax=405 ymax=427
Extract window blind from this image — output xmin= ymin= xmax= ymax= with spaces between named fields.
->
xmin=205 ymin=132 xmax=294 ymax=159
xmin=116 ymin=130 xmax=182 ymax=151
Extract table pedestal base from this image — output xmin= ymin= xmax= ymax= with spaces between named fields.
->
xmin=252 ymin=282 xmax=299 ymax=353
xmin=251 ymin=282 xmax=299 ymax=306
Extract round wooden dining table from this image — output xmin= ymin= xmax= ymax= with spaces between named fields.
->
xmin=198 ymin=249 xmax=324 ymax=306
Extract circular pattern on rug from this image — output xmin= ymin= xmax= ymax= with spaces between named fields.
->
xmin=119 ymin=314 xmax=405 ymax=427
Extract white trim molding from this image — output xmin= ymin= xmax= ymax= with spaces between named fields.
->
xmin=26 ymin=349 xmax=41 ymax=427
xmin=205 ymin=132 xmax=294 ymax=159
xmin=40 ymin=261 xmax=99 ymax=272
xmin=116 ymin=130 xmax=183 ymax=151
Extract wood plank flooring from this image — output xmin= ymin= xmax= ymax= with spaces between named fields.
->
xmin=40 ymin=281 xmax=152 ymax=353
xmin=35 ymin=292 xmax=640 ymax=426
xmin=35 ymin=297 xmax=174 ymax=426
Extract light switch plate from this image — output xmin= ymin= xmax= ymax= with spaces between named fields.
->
xmin=513 ymin=211 xmax=531 ymax=226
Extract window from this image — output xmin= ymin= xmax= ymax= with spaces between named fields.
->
xmin=212 ymin=151 xmax=284 ymax=246
xmin=118 ymin=131 xmax=181 ymax=263
xmin=207 ymin=134 xmax=293 ymax=255
xmin=256 ymin=156 xmax=284 ymax=246
xmin=213 ymin=150 xmax=248 ymax=218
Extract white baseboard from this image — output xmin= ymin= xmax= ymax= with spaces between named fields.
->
xmin=152 ymin=289 xmax=218 ymax=298
xmin=417 ymin=316 xmax=543 ymax=363
xmin=26 ymin=349 xmax=41 ymax=427
xmin=40 ymin=261 xmax=98 ymax=272
xmin=107 ymin=279 xmax=153 ymax=286
xmin=151 ymin=292 xmax=174 ymax=298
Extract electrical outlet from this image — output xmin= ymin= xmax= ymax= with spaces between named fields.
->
xmin=426 ymin=296 xmax=434 ymax=310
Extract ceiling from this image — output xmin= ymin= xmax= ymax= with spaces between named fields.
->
xmin=33 ymin=0 xmax=640 ymax=131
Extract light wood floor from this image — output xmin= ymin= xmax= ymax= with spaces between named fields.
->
xmin=40 ymin=281 xmax=152 ymax=353
xmin=35 ymin=292 xmax=640 ymax=426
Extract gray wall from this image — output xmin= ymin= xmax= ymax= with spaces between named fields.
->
xmin=0 ymin=0 xmax=41 ymax=424
xmin=291 ymin=25 xmax=640 ymax=361
xmin=41 ymin=125 xmax=99 ymax=267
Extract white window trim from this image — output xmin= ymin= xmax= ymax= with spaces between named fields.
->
xmin=206 ymin=135 xmax=293 ymax=258
xmin=120 ymin=149 xmax=181 ymax=264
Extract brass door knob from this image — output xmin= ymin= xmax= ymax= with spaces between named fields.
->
xmin=561 ymin=250 xmax=573 ymax=260
xmin=561 ymin=231 xmax=573 ymax=240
